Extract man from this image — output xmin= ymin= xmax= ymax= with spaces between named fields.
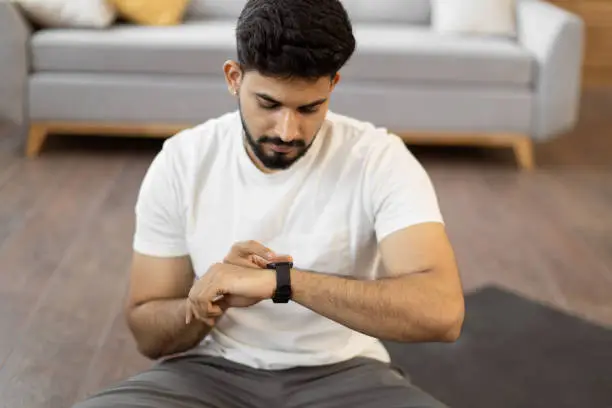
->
xmin=73 ymin=0 xmax=464 ymax=407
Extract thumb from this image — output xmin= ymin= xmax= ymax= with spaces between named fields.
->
xmin=251 ymin=254 xmax=292 ymax=269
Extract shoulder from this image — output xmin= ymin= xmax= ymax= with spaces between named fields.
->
xmin=324 ymin=112 xmax=433 ymax=196
xmin=324 ymin=111 xmax=416 ymax=166
xmin=155 ymin=111 xmax=239 ymax=173
xmin=163 ymin=111 xmax=239 ymax=159
xmin=138 ymin=111 xmax=240 ymax=201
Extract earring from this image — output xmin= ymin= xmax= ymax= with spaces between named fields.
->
xmin=230 ymin=88 xmax=237 ymax=96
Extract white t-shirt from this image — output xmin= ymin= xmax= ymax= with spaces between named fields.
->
xmin=133 ymin=110 xmax=444 ymax=370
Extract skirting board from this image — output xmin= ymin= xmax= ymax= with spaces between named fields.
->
xmin=25 ymin=122 xmax=535 ymax=171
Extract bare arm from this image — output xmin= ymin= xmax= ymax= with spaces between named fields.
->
xmin=125 ymin=252 xmax=213 ymax=360
xmin=290 ymin=222 xmax=465 ymax=343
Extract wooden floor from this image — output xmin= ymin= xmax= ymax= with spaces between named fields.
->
xmin=0 ymin=89 xmax=611 ymax=407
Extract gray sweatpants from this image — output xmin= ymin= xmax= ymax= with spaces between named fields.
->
xmin=73 ymin=354 xmax=448 ymax=408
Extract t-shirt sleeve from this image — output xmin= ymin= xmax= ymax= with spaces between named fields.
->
xmin=132 ymin=143 xmax=189 ymax=257
xmin=366 ymin=134 xmax=444 ymax=242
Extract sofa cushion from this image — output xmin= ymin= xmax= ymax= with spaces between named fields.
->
xmin=342 ymin=0 xmax=430 ymax=25
xmin=31 ymin=21 xmax=236 ymax=78
xmin=185 ymin=0 xmax=246 ymax=19
xmin=31 ymin=21 xmax=533 ymax=86
xmin=185 ymin=0 xmax=431 ymax=24
xmin=344 ymin=24 xmax=533 ymax=86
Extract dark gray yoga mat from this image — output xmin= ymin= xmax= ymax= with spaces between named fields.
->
xmin=383 ymin=286 xmax=612 ymax=408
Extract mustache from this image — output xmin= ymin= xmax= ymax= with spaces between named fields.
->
xmin=258 ymin=136 xmax=305 ymax=148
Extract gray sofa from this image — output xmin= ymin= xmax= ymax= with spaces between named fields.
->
xmin=0 ymin=0 xmax=584 ymax=169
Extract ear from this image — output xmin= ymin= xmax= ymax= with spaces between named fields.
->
xmin=330 ymin=73 xmax=341 ymax=92
xmin=223 ymin=60 xmax=243 ymax=96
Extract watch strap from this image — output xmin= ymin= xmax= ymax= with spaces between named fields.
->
xmin=267 ymin=262 xmax=292 ymax=303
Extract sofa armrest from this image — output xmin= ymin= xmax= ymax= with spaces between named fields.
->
xmin=518 ymin=0 xmax=585 ymax=141
xmin=0 ymin=1 xmax=30 ymax=126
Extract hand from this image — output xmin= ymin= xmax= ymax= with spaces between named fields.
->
xmin=217 ymin=240 xmax=292 ymax=309
xmin=223 ymin=240 xmax=293 ymax=269
xmin=185 ymin=263 xmax=275 ymax=326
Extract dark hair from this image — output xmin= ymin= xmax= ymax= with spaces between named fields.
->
xmin=235 ymin=0 xmax=356 ymax=80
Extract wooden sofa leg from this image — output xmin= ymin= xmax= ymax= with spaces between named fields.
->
xmin=511 ymin=136 xmax=535 ymax=171
xmin=26 ymin=125 xmax=48 ymax=158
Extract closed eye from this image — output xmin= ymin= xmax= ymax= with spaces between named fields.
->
xmin=298 ymin=106 xmax=320 ymax=115
xmin=255 ymin=93 xmax=326 ymax=114
xmin=260 ymin=103 xmax=280 ymax=110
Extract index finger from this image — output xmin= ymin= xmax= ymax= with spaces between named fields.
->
xmin=269 ymin=254 xmax=293 ymax=263
xmin=233 ymin=240 xmax=276 ymax=260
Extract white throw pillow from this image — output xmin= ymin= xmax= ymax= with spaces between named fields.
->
xmin=431 ymin=0 xmax=516 ymax=36
xmin=12 ymin=0 xmax=116 ymax=28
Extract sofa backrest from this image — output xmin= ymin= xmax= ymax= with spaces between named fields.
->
xmin=343 ymin=0 xmax=431 ymax=25
xmin=186 ymin=0 xmax=431 ymax=25
xmin=186 ymin=0 xmax=246 ymax=20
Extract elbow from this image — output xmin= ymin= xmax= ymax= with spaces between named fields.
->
xmin=393 ymin=299 xmax=465 ymax=343
xmin=135 ymin=342 xmax=164 ymax=360
xmin=124 ymin=306 xmax=163 ymax=360
xmin=438 ymin=299 xmax=465 ymax=342
xmin=131 ymin=329 xmax=165 ymax=360
xmin=439 ymin=319 xmax=463 ymax=342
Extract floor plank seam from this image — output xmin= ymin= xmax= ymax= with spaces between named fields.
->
xmin=0 ymin=157 xmax=80 ymax=254
xmin=0 ymin=158 xmax=128 ymax=392
xmin=74 ymin=163 xmax=136 ymax=400
xmin=543 ymin=174 xmax=612 ymax=286
xmin=75 ymin=285 xmax=131 ymax=402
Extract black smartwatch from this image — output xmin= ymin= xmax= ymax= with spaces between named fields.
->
xmin=266 ymin=261 xmax=293 ymax=303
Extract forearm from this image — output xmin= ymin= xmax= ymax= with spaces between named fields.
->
xmin=291 ymin=269 xmax=464 ymax=343
xmin=126 ymin=298 xmax=212 ymax=359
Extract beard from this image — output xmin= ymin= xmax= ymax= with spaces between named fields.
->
xmin=238 ymin=105 xmax=315 ymax=171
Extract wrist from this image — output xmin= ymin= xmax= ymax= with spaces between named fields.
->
xmin=260 ymin=267 xmax=277 ymax=300
xmin=289 ymin=268 xmax=307 ymax=300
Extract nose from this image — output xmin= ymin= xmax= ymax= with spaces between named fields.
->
xmin=278 ymin=110 xmax=299 ymax=142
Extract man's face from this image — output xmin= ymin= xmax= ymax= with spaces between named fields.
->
xmin=225 ymin=63 xmax=339 ymax=171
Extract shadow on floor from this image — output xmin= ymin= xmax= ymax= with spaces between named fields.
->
xmin=384 ymin=286 xmax=612 ymax=408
